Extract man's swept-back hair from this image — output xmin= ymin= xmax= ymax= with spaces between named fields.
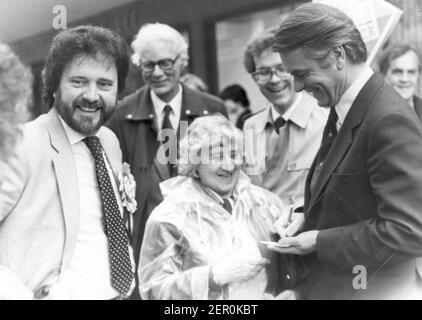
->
xmin=273 ymin=3 xmax=367 ymax=64
xmin=43 ymin=25 xmax=130 ymax=108
xmin=378 ymin=44 xmax=421 ymax=75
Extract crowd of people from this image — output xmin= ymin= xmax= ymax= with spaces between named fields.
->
xmin=1 ymin=2 xmax=422 ymax=300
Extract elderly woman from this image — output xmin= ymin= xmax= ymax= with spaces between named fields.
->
xmin=0 ymin=44 xmax=32 ymax=170
xmin=139 ymin=114 xmax=302 ymax=300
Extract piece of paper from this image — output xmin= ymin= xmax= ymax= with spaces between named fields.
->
xmin=260 ymin=241 xmax=291 ymax=248
xmin=313 ymin=0 xmax=403 ymax=64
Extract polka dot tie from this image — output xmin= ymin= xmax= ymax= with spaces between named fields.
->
xmin=84 ymin=136 xmax=133 ymax=297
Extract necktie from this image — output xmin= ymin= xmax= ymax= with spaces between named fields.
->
xmin=222 ymin=198 xmax=233 ymax=214
xmin=162 ymin=105 xmax=177 ymax=177
xmin=274 ymin=117 xmax=287 ymax=134
xmin=310 ymin=108 xmax=338 ymax=192
xmin=162 ymin=105 xmax=173 ymax=131
xmin=317 ymin=108 xmax=338 ymax=164
xmin=84 ymin=136 xmax=133 ymax=297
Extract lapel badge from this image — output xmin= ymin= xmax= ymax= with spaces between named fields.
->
xmin=149 ymin=113 xmax=154 ymax=119
xmin=185 ymin=109 xmax=191 ymax=115
xmin=126 ymin=114 xmax=133 ymax=119
xmin=203 ymin=110 xmax=209 ymax=115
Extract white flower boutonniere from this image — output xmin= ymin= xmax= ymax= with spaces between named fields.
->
xmin=118 ymin=162 xmax=137 ymax=214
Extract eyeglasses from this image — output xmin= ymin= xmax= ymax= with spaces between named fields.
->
xmin=252 ymin=65 xmax=292 ymax=84
xmin=140 ymin=54 xmax=180 ymax=73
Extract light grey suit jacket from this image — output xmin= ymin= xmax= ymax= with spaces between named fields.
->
xmin=0 ymin=108 xmax=126 ymax=298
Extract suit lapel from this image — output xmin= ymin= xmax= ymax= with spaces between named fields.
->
xmin=180 ymin=85 xmax=201 ymax=120
xmin=99 ymin=129 xmax=122 ymax=178
xmin=308 ymin=73 xmax=384 ymax=206
xmin=46 ymin=108 xmax=80 ymax=274
xmin=304 ymin=155 xmax=318 ymax=211
xmin=309 ymin=117 xmax=353 ymax=204
xmin=413 ymin=96 xmax=422 ymax=121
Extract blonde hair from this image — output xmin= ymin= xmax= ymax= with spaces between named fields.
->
xmin=178 ymin=114 xmax=243 ymax=176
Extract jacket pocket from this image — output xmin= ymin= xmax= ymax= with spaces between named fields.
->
xmin=329 ymin=172 xmax=364 ymax=185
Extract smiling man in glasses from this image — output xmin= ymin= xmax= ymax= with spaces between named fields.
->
xmin=243 ymin=28 xmax=328 ymax=211
xmin=106 ymin=23 xmax=226 ymax=298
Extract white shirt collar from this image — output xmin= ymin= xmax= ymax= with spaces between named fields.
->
xmin=150 ymin=84 xmax=183 ymax=117
xmin=59 ymin=115 xmax=91 ymax=145
xmin=335 ymin=66 xmax=373 ymax=125
xmin=270 ymin=92 xmax=302 ymax=123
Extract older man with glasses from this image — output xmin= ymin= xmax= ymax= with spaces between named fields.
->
xmin=243 ymin=28 xmax=328 ymax=213
xmin=106 ymin=23 xmax=226 ymax=299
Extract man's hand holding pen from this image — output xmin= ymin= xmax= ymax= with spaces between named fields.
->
xmin=269 ymin=205 xmax=319 ymax=255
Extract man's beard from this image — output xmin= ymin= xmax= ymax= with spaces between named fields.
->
xmin=54 ymin=92 xmax=116 ymax=135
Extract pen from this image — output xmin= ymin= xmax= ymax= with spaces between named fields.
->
xmin=286 ymin=198 xmax=294 ymax=227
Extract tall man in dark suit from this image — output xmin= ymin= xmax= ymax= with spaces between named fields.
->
xmin=379 ymin=44 xmax=422 ymax=121
xmin=268 ymin=3 xmax=422 ymax=299
xmin=106 ymin=23 xmax=226 ymax=295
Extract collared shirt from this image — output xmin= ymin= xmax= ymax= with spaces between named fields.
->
xmin=244 ymin=92 xmax=328 ymax=208
xmin=270 ymin=93 xmax=301 ymax=123
xmin=201 ymin=184 xmax=236 ymax=212
xmin=335 ymin=66 xmax=374 ymax=131
xmin=55 ymin=117 xmax=121 ymax=299
xmin=150 ymin=84 xmax=183 ymax=130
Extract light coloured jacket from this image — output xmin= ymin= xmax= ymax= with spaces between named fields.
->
xmin=0 ymin=108 xmax=134 ymax=299
xmin=138 ymin=173 xmax=287 ymax=300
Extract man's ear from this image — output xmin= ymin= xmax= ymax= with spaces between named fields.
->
xmin=332 ymin=46 xmax=346 ymax=70
xmin=180 ymin=52 xmax=189 ymax=70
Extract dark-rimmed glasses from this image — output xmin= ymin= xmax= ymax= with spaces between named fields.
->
xmin=140 ymin=54 xmax=180 ymax=73
xmin=252 ymin=64 xmax=292 ymax=84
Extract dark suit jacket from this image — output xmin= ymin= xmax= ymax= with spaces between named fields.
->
xmin=413 ymin=95 xmax=422 ymax=121
xmin=106 ymin=84 xmax=227 ymax=266
xmin=303 ymin=73 xmax=422 ymax=299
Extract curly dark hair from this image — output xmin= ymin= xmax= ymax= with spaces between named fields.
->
xmin=43 ymin=25 xmax=130 ymax=108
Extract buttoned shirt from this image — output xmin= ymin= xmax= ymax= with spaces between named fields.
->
xmin=150 ymin=84 xmax=183 ymax=130
xmin=244 ymin=92 xmax=328 ymax=208
xmin=54 ymin=117 xmax=122 ymax=299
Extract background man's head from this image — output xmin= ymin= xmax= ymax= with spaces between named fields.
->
xmin=43 ymin=25 xmax=129 ymax=135
xmin=219 ymin=84 xmax=250 ymax=116
xmin=131 ymin=23 xmax=188 ymax=102
xmin=244 ymin=28 xmax=296 ymax=114
xmin=0 ymin=43 xmax=32 ymax=165
xmin=273 ymin=3 xmax=367 ymax=108
xmin=379 ymin=44 xmax=420 ymax=103
xmin=180 ymin=73 xmax=208 ymax=92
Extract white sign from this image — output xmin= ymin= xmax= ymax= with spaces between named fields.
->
xmin=314 ymin=0 xmax=403 ymax=64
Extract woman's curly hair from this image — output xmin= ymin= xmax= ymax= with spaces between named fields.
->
xmin=178 ymin=114 xmax=244 ymax=176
